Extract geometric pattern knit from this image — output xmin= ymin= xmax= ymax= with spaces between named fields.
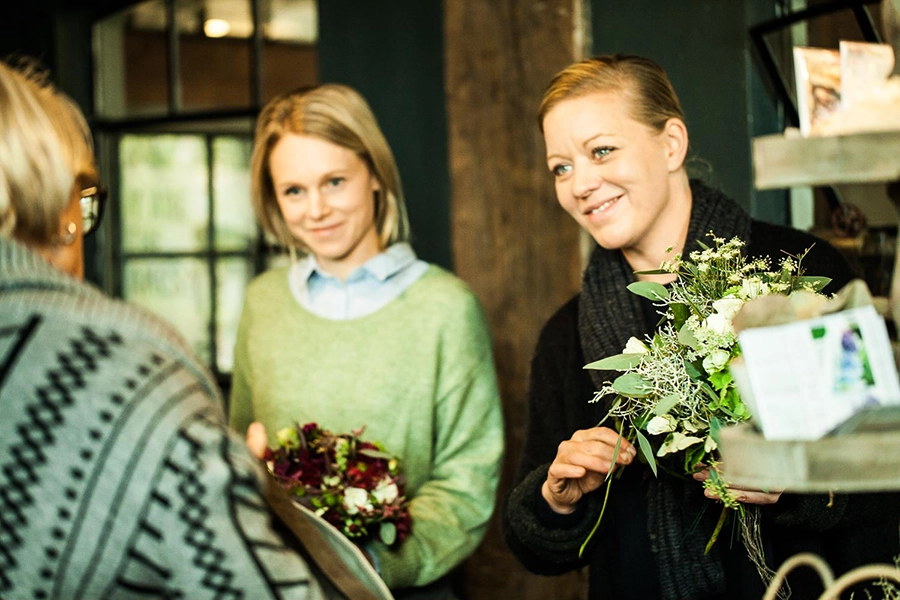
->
xmin=230 ymin=264 xmax=505 ymax=591
xmin=0 ymin=237 xmax=326 ymax=600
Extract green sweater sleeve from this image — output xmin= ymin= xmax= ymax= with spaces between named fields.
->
xmin=229 ymin=300 xmax=254 ymax=435
xmin=369 ymin=295 xmax=505 ymax=589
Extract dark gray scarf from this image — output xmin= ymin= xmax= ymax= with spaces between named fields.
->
xmin=578 ymin=180 xmax=752 ymax=600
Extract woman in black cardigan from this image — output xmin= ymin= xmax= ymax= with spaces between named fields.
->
xmin=503 ymin=53 xmax=899 ymax=600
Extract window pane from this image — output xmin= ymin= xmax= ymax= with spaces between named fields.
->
xmin=178 ymin=0 xmax=253 ymax=111
xmin=94 ymin=0 xmax=171 ymax=118
xmin=123 ymin=258 xmax=212 ymax=363
xmin=213 ymin=137 xmax=256 ymax=251
xmin=261 ymin=0 xmax=318 ymax=101
xmin=216 ymin=257 xmax=256 ymax=372
xmin=120 ymin=135 xmax=209 ymax=252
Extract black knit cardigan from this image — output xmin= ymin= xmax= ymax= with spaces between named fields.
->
xmin=504 ymin=183 xmax=900 ymax=600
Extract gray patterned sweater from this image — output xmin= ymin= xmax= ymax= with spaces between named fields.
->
xmin=0 ymin=237 xmax=326 ymax=599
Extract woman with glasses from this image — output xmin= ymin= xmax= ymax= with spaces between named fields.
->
xmin=0 ymin=58 xmax=370 ymax=600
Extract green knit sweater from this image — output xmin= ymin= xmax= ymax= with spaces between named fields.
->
xmin=230 ymin=264 xmax=504 ymax=590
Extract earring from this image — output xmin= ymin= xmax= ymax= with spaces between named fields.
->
xmin=57 ymin=222 xmax=77 ymax=246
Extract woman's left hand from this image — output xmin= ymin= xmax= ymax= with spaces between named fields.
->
xmin=692 ymin=468 xmax=783 ymax=505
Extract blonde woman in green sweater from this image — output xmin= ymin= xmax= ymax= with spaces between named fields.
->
xmin=230 ymin=84 xmax=504 ymax=598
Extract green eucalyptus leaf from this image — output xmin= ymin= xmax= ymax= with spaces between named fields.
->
xmin=627 ymin=281 xmax=669 ymax=302
xmin=670 ymin=303 xmax=691 ymax=330
xmin=683 ymin=359 xmax=703 ymax=380
xmin=677 ymin=325 xmax=700 ymax=351
xmin=699 ymin=381 xmax=720 ymax=403
xmin=613 ymin=373 xmax=652 ymax=397
xmin=796 ymin=275 xmax=831 ymax=292
xmin=585 ymin=352 xmax=644 ymax=371
xmin=710 ymin=416 xmax=724 ymax=443
xmin=684 ymin=444 xmax=706 ymax=472
xmin=634 ymin=428 xmax=658 ymax=477
xmin=605 ymin=421 xmax=625 ymax=482
xmin=379 ymin=522 xmax=397 ymax=546
xmin=653 ymin=393 xmax=681 ymax=416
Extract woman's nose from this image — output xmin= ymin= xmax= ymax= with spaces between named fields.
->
xmin=571 ymin=164 xmax=602 ymax=200
xmin=307 ymin=192 xmax=329 ymax=219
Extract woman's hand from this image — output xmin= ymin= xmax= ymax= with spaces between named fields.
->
xmin=245 ymin=421 xmax=269 ymax=459
xmin=542 ymin=426 xmax=636 ymax=514
xmin=692 ymin=468 xmax=783 ymax=505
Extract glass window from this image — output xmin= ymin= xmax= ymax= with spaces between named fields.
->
xmin=118 ymin=133 xmax=258 ymax=376
xmin=92 ymin=0 xmax=317 ymax=384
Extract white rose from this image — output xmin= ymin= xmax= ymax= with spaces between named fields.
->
xmin=624 ymin=336 xmax=649 ymax=354
xmin=646 ymin=415 xmax=675 ymax=435
xmin=342 ymin=487 xmax=373 ymax=515
xmin=372 ymin=479 xmax=399 ymax=504
xmin=702 ymin=349 xmax=731 ymax=373
xmin=712 ymin=297 xmax=744 ymax=321
xmin=703 ymin=313 xmax=732 ymax=337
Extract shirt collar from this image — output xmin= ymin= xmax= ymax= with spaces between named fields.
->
xmin=295 ymin=242 xmax=418 ymax=284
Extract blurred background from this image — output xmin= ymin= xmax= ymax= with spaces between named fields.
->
xmin=2 ymin=1 xmax=891 ymax=597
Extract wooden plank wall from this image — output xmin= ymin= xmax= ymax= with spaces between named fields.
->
xmin=443 ymin=1 xmax=587 ymax=598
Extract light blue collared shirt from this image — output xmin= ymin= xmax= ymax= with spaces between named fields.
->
xmin=288 ymin=243 xmax=429 ymax=320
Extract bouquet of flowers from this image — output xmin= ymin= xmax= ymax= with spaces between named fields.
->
xmin=582 ymin=233 xmax=830 ymax=571
xmin=264 ymin=422 xmax=412 ymax=547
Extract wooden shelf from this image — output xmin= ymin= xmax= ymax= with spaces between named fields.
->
xmin=753 ymin=130 xmax=900 ymax=189
xmin=718 ymin=423 xmax=900 ymax=493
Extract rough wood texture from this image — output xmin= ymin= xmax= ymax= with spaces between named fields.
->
xmin=719 ymin=422 xmax=900 ymax=492
xmin=444 ymin=1 xmax=586 ymax=598
xmin=753 ymin=131 xmax=900 ymax=189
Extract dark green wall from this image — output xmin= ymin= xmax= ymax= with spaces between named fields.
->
xmin=591 ymin=0 xmax=790 ymax=224
xmin=318 ymin=0 xmax=452 ymax=270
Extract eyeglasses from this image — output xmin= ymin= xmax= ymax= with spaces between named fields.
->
xmin=80 ymin=185 xmax=107 ymax=236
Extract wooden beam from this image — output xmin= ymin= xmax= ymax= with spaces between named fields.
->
xmin=444 ymin=1 xmax=586 ymax=598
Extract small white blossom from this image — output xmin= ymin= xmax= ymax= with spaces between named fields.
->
xmin=647 ymin=415 xmax=676 ymax=435
xmin=343 ymin=487 xmax=373 ymax=515
xmin=704 ymin=435 xmax=718 ymax=453
xmin=624 ymin=336 xmax=649 ymax=354
xmin=372 ymin=478 xmax=399 ymax=504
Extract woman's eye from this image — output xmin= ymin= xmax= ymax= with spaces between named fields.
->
xmin=591 ymin=146 xmax=614 ymax=159
xmin=551 ymin=164 xmax=572 ymax=177
xmin=326 ymin=177 xmax=345 ymax=188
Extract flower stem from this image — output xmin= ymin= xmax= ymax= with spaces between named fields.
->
xmin=578 ymin=472 xmax=615 ymax=558
xmin=705 ymin=504 xmax=729 ymax=555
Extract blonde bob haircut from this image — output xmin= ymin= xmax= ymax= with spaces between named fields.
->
xmin=0 ymin=59 xmax=96 ymax=242
xmin=250 ymin=83 xmax=410 ymax=253
xmin=538 ymin=54 xmax=685 ymax=136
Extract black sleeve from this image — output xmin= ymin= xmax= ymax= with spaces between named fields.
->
xmin=502 ymin=296 xmax=605 ymax=575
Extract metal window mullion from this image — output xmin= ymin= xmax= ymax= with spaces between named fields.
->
xmin=206 ymin=135 xmax=219 ymax=377
xmin=166 ymin=0 xmax=182 ymax=114
xmin=250 ymin=0 xmax=264 ymax=108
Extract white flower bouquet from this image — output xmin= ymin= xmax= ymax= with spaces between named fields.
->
xmin=580 ymin=233 xmax=831 ymax=557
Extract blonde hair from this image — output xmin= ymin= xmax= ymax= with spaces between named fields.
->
xmin=250 ymin=83 xmax=409 ymax=253
xmin=538 ymin=54 xmax=685 ymax=135
xmin=0 ymin=58 xmax=96 ymax=242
